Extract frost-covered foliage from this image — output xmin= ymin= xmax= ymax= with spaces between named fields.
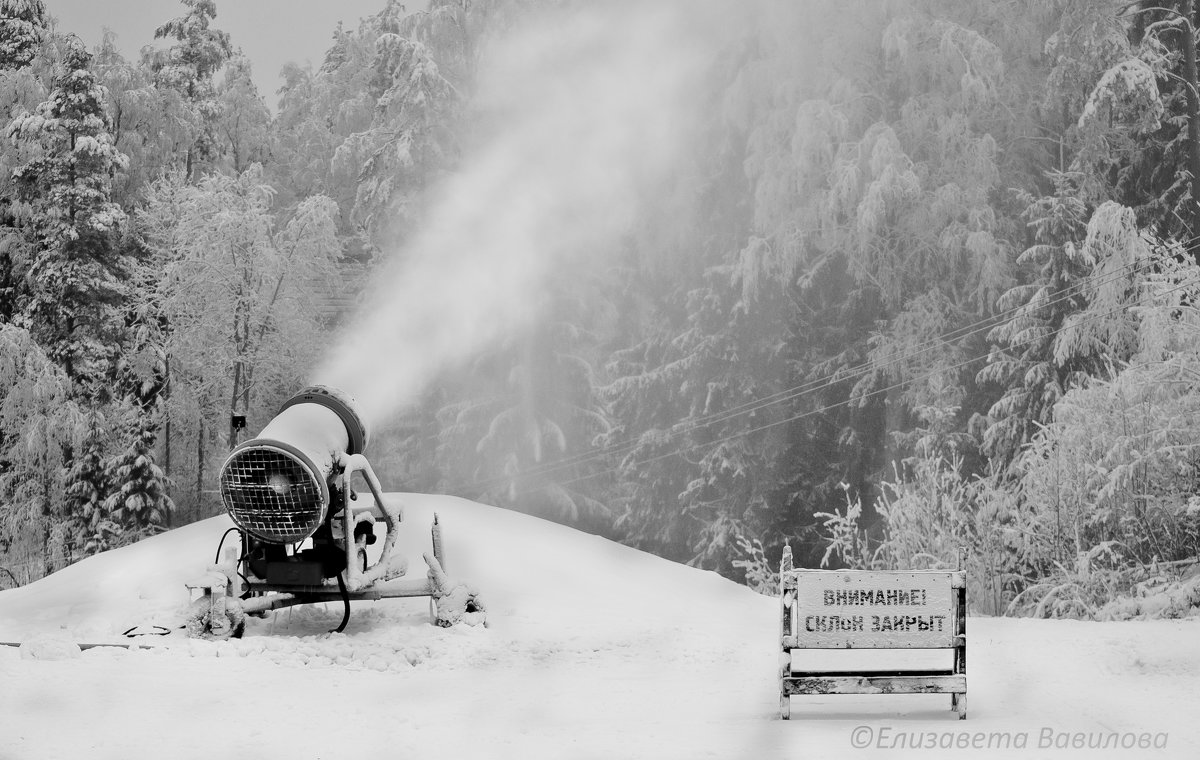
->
xmin=1062 ymin=1 xmax=1200 ymax=240
xmin=815 ymin=457 xmax=1016 ymax=615
xmin=146 ymin=0 xmax=232 ymax=178
xmin=434 ymin=280 xmax=613 ymax=531
xmin=1078 ymin=58 xmax=1162 ymax=132
xmin=1017 ymin=359 xmax=1200 ymax=580
xmin=100 ymin=400 xmax=172 ymax=543
xmin=269 ymin=0 xmax=505 ymax=254
xmin=602 ymin=246 xmax=791 ymax=574
xmin=136 ymin=166 xmax=343 ymax=519
xmin=7 ymin=35 xmax=130 ymax=384
xmin=0 ymin=324 xmax=83 ymax=576
xmin=0 ymin=0 xmax=46 ymax=70
xmin=826 ymin=211 xmax=1200 ymax=619
xmin=150 ymin=0 xmax=230 ymax=94
xmin=329 ymin=0 xmax=495 ymax=245
xmin=213 ymin=52 xmax=268 ymax=174
xmin=732 ymin=535 xmax=778 ymax=596
xmin=994 ymin=242 xmax=1200 ymax=617
xmin=978 ymin=188 xmax=1144 ymax=466
xmin=7 ymin=0 xmax=1200 ymax=613
xmin=64 ymin=407 xmax=111 ymax=554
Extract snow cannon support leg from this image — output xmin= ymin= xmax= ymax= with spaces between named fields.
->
xmin=184 ymin=565 xmax=246 ymax=641
xmin=423 ymin=552 xmax=485 ymax=627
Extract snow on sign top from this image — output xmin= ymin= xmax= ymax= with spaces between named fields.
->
xmin=789 ymin=570 xmax=958 ymax=649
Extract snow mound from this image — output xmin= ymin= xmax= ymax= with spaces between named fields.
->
xmin=18 ymin=634 xmax=81 ymax=661
xmin=0 ymin=493 xmax=763 ymax=655
xmin=2 ymin=494 xmax=1199 ymax=760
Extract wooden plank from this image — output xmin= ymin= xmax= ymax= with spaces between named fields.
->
xmin=783 ymin=675 xmax=966 ymax=696
xmin=789 ymin=570 xmax=957 ymax=649
xmin=791 ymin=669 xmax=955 ymax=678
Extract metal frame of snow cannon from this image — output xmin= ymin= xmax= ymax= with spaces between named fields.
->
xmin=186 ymin=385 xmax=484 ymax=639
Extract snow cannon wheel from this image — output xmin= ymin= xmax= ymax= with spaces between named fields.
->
xmin=433 ymin=584 xmax=486 ymax=628
xmin=184 ymin=596 xmax=247 ymax=640
xmin=423 ymin=551 xmax=485 ymax=627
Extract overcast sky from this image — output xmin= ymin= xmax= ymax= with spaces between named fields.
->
xmin=46 ymin=0 xmax=410 ymax=107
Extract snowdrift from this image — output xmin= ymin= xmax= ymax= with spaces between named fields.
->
xmin=1 ymin=494 xmax=1198 ymax=760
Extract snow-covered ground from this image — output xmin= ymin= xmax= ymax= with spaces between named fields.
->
xmin=1 ymin=494 xmax=1197 ymax=759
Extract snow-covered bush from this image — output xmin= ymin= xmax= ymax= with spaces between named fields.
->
xmin=815 ymin=456 xmax=1023 ymax=615
xmin=0 ymin=324 xmax=84 ymax=576
xmin=1006 ymin=357 xmax=1200 ymax=617
xmin=731 ymin=535 xmax=778 ymax=596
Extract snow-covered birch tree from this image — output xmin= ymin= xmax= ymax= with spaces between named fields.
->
xmin=137 ymin=166 xmax=343 ymax=519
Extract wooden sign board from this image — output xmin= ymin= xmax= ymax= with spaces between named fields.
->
xmin=778 ymin=548 xmax=968 ymax=720
xmin=790 ymin=570 xmax=957 ymax=649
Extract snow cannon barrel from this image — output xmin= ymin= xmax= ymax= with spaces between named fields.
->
xmin=218 ymin=385 xmax=369 ymax=544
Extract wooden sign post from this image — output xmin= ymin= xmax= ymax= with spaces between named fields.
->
xmin=778 ymin=547 xmax=967 ymax=719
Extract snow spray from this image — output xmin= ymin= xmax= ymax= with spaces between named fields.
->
xmin=312 ymin=0 xmax=741 ymax=425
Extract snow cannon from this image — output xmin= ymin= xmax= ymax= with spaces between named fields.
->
xmin=221 ymin=385 xmax=369 ymax=545
xmin=185 ymin=385 xmax=484 ymax=640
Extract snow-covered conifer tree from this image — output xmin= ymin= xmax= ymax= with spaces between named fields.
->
xmin=100 ymin=399 xmax=172 ymax=542
xmin=66 ymin=407 xmax=111 ymax=554
xmin=146 ymin=0 xmax=231 ymax=177
xmin=0 ymin=0 xmax=46 ymax=71
xmin=7 ymin=34 xmax=130 ymax=384
xmin=7 ymin=36 xmax=135 ymax=558
xmin=0 ymin=0 xmax=49 ymax=325
xmin=977 ymin=174 xmax=1093 ymax=468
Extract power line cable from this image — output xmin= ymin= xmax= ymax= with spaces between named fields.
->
xmin=458 ymin=255 xmax=1153 ymax=491
xmin=450 ymin=253 xmax=1164 ymax=494
xmin=446 ymin=249 xmax=1174 ymax=494
xmin=548 ymin=270 xmax=1200 ymax=490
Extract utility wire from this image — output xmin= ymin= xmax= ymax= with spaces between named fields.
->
xmin=447 ymin=249 xmax=1178 ymax=494
xmin=548 ymin=270 xmax=1200 ymax=490
xmin=454 ymin=257 xmax=1150 ymax=492
xmin=452 ymin=255 xmax=1159 ymax=493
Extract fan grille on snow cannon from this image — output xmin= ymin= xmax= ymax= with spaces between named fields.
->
xmin=219 ymin=445 xmax=326 ymax=544
xmin=219 ymin=385 xmax=369 ymax=544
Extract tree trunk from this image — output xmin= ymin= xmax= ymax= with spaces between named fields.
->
xmin=196 ymin=416 xmax=205 ymax=520
xmin=229 ymin=361 xmax=242 ymax=450
xmin=163 ymin=353 xmax=171 ymax=473
xmin=1182 ymin=0 xmax=1200 ymax=258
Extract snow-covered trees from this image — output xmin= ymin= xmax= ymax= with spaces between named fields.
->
xmin=4 ymin=0 xmax=1200 ymax=619
xmin=978 ymin=174 xmax=1094 ymax=467
xmin=1 ymin=34 xmax=175 ymax=557
xmin=436 ymin=285 xmax=612 ymax=530
xmin=213 ymin=52 xmax=268 ymax=175
xmin=146 ymin=0 xmax=232 ymax=178
xmin=7 ymin=35 xmax=130 ymax=384
xmin=136 ymin=166 xmax=343 ymax=519
xmin=0 ymin=324 xmax=83 ymax=575
xmin=0 ymin=0 xmax=50 ymax=327
xmin=0 ymin=0 xmax=47 ymax=71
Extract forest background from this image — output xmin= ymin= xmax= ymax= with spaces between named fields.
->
xmin=3 ymin=0 xmax=1200 ymax=620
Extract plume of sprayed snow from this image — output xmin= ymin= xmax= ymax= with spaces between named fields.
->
xmin=313 ymin=0 xmax=741 ymax=425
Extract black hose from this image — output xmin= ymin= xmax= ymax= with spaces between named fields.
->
xmin=214 ymin=527 xmax=242 ymax=564
xmin=238 ymin=572 xmax=253 ymax=600
xmin=331 ymin=571 xmax=351 ymax=634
